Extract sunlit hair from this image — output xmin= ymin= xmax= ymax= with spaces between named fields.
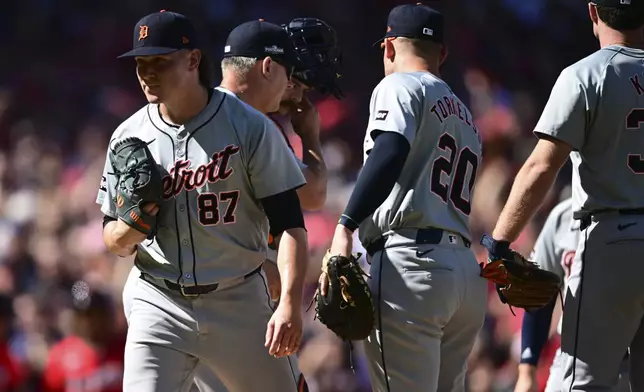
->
xmin=221 ymin=56 xmax=257 ymax=77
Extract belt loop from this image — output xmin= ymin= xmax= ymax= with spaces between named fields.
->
xmin=573 ymin=210 xmax=592 ymax=231
xmin=180 ymin=286 xmax=200 ymax=298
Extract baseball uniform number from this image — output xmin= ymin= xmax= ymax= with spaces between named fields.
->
xmin=430 ymin=132 xmax=479 ymax=215
xmin=626 ymin=108 xmax=644 ymax=174
xmin=196 ymin=190 xmax=240 ymax=226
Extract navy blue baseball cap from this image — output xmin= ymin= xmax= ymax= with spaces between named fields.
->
xmin=223 ymin=20 xmax=298 ymax=65
xmin=374 ymin=3 xmax=445 ymax=47
xmin=118 ymin=11 xmax=199 ymax=58
xmin=590 ymin=0 xmax=641 ymax=7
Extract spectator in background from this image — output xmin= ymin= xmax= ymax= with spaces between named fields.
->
xmin=0 ymin=0 xmax=601 ymax=390
xmin=41 ymin=282 xmax=124 ymax=392
xmin=0 ymin=294 xmax=23 ymax=392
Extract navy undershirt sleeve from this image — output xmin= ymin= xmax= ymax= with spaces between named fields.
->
xmin=260 ymin=188 xmax=306 ymax=237
xmin=103 ymin=214 xmax=117 ymax=228
xmin=520 ymin=298 xmax=556 ymax=365
xmin=340 ymin=131 xmax=410 ymax=231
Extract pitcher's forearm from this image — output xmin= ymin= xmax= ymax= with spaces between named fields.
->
xmin=102 ymin=220 xmax=145 ymax=257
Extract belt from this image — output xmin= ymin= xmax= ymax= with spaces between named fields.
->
xmin=365 ymin=228 xmax=471 ymax=257
xmin=140 ymin=265 xmax=262 ymax=297
xmin=573 ymin=208 xmax=644 ymax=230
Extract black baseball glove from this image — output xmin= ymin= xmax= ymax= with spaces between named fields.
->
xmin=480 ymin=234 xmax=562 ymax=312
xmin=314 ymin=251 xmax=375 ymax=341
xmin=109 ymin=137 xmax=164 ymax=236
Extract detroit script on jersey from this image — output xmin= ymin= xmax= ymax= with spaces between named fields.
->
xmin=97 ymin=90 xmax=306 ymax=284
xmin=161 ymin=144 xmax=240 ymax=201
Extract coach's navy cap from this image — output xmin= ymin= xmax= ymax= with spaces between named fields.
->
xmin=374 ymin=3 xmax=444 ymax=46
xmin=223 ymin=20 xmax=297 ymax=64
xmin=590 ymin=0 xmax=640 ymax=7
xmin=118 ymin=11 xmax=198 ymax=58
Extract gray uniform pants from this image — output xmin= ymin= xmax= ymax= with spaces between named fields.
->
xmin=546 ymin=348 xmax=631 ymax=392
xmin=122 ymin=265 xmax=304 ymax=392
xmin=363 ymin=229 xmax=487 ymax=392
xmin=559 ymin=213 xmax=644 ymax=391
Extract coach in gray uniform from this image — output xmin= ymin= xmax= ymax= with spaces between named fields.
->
xmin=485 ymin=1 xmax=644 ymax=390
xmin=319 ymin=4 xmax=486 ymax=391
xmin=216 ymin=19 xmax=330 ymax=301
xmin=98 ymin=11 xmax=309 ymax=392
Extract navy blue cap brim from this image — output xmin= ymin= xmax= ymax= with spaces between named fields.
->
xmin=118 ymin=46 xmax=179 ymax=58
xmin=372 ymin=32 xmax=403 ymax=48
xmin=372 ymin=32 xmax=443 ymax=48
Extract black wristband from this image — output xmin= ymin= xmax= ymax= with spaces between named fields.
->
xmin=480 ymin=234 xmax=511 ymax=259
xmin=338 ymin=214 xmax=360 ymax=232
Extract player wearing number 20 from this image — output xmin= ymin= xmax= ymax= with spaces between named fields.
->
xmin=323 ymin=5 xmax=486 ymax=391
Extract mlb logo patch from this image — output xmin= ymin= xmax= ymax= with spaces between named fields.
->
xmin=448 ymin=235 xmax=458 ymax=244
xmin=375 ymin=110 xmax=389 ymax=121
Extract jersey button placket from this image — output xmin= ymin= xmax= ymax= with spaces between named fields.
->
xmin=176 ymin=137 xmax=186 ymax=159
xmin=175 ymin=137 xmax=195 ymax=289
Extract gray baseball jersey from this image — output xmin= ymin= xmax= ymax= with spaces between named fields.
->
xmin=534 ymin=45 xmax=644 ymax=391
xmin=360 ymin=71 xmax=487 ymax=392
xmin=216 ymin=87 xmax=305 ymax=264
xmin=105 ymin=89 xmax=308 ymax=392
xmin=528 ymin=198 xmax=577 ymax=340
xmin=359 ymin=71 xmax=483 ymax=247
xmin=530 ymin=198 xmax=578 ymax=300
xmin=535 ymin=46 xmax=644 ymax=213
xmin=97 ymin=88 xmax=305 ymax=284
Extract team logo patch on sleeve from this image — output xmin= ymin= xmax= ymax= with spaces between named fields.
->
xmin=99 ymin=175 xmax=107 ymax=192
xmin=375 ymin=110 xmax=389 ymax=121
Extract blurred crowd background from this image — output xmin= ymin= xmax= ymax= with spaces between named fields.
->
xmin=0 ymin=0 xmax=598 ymax=391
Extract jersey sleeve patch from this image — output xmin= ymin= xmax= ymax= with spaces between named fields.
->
xmin=375 ymin=110 xmax=389 ymax=121
xmin=366 ymin=75 xmax=422 ymax=146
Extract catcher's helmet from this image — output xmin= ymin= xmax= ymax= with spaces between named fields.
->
xmin=284 ymin=18 xmax=343 ymax=99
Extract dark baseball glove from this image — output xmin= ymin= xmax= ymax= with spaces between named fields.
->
xmin=480 ymin=235 xmax=562 ymax=312
xmin=314 ymin=251 xmax=375 ymax=341
xmin=109 ymin=137 xmax=163 ymax=236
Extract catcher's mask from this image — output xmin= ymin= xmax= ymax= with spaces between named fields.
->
xmin=283 ymin=18 xmax=343 ymax=99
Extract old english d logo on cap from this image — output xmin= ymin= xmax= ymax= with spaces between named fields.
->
xmin=139 ymin=25 xmax=149 ymax=40
xmin=118 ymin=11 xmax=198 ymax=58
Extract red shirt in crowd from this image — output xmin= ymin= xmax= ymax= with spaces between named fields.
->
xmin=0 ymin=342 xmax=23 ymax=391
xmin=42 ymin=335 xmax=125 ymax=392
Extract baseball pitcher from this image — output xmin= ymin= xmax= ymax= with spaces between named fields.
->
xmin=483 ymin=1 xmax=644 ymax=390
xmin=98 ymin=11 xmax=309 ymax=392
xmin=317 ymin=4 xmax=487 ymax=391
